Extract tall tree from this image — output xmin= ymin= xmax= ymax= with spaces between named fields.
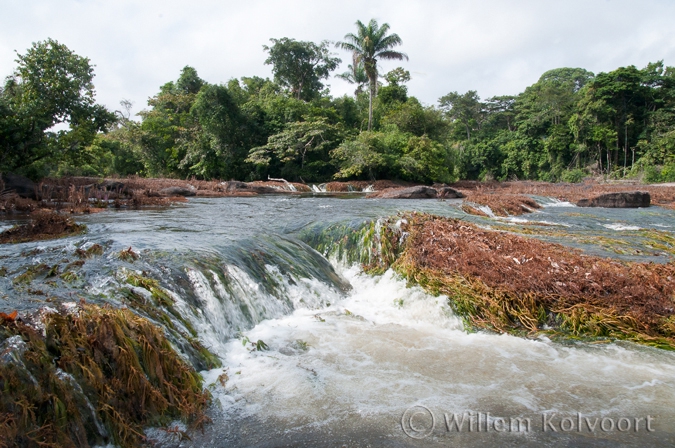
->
xmin=438 ymin=90 xmax=484 ymax=140
xmin=136 ymin=66 xmax=205 ymax=176
xmin=246 ymin=118 xmax=330 ymax=167
xmin=0 ymin=38 xmax=114 ymax=175
xmin=571 ymin=65 xmax=650 ymax=174
xmin=263 ymin=38 xmax=341 ymax=101
xmin=336 ymin=19 xmax=408 ymax=131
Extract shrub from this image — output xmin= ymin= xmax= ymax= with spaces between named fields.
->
xmin=560 ymin=168 xmax=587 ymax=183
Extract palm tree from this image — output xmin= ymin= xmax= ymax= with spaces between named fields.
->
xmin=337 ymin=19 xmax=408 ymax=131
xmin=335 ymin=54 xmax=369 ymax=96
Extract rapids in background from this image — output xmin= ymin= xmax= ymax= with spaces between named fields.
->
xmin=1 ymin=195 xmax=675 ymax=447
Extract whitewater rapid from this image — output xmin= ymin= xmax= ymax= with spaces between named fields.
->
xmin=154 ymin=265 xmax=675 ymax=447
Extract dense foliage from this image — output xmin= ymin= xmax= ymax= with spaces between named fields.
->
xmin=2 ymin=30 xmax=675 ymax=183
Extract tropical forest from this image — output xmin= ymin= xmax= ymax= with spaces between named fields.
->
xmin=2 ymin=20 xmax=675 ymax=185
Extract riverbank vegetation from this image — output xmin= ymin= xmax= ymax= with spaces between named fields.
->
xmin=2 ymin=22 xmax=675 ymax=186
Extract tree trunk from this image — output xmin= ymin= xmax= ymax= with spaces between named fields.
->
xmin=368 ymin=80 xmax=374 ymax=131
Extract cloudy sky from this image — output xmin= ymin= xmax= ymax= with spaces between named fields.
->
xmin=3 ymin=0 xmax=675 ymax=117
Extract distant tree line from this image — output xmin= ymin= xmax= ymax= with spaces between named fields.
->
xmin=2 ymin=22 xmax=675 ymax=183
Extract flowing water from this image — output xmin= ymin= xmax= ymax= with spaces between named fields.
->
xmin=1 ymin=196 xmax=675 ymax=447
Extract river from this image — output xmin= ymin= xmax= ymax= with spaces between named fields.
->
xmin=1 ymin=195 xmax=674 ymax=447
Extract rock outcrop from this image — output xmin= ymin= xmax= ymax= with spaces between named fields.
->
xmin=159 ymin=186 xmax=197 ymax=197
xmin=367 ymin=186 xmax=438 ymax=199
xmin=577 ymin=191 xmax=650 ymax=208
xmin=1 ymin=173 xmax=37 ymax=199
xmin=437 ymin=187 xmax=464 ymax=199
xmin=220 ymin=181 xmax=281 ymax=195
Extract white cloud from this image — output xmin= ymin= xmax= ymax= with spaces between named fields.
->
xmin=2 ymin=0 xmax=675 ymax=115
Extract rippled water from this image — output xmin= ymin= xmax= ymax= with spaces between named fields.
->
xmin=1 ymin=196 xmax=674 ymax=447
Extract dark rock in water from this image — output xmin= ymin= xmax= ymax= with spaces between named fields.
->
xmin=1 ymin=173 xmax=36 ymax=199
xmin=159 ymin=186 xmax=196 ymax=197
xmin=368 ymin=186 xmax=438 ymax=199
xmin=220 ymin=181 xmax=280 ymax=194
xmin=437 ymin=187 xmax=464 ymax=199
xmin=221 ymin=181 xmax=247 ymax=192
xmin=577 ymin=191 xmax=650 ymax=208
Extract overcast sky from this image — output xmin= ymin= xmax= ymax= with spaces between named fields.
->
xmin=3 ymin=0 xmax=675 ymax=118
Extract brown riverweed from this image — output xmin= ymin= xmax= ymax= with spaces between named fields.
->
xmin=337 ymin=213 xmax=675 ymax=349
xmin=462 ymin=193 xmax=542 ymax=216
xmin=0 ymin=212 xmax=86 ymax=244
xmin=0 ymin=303 xmax=212 ymax=447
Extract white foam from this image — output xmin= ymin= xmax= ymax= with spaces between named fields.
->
xmin=207 ymin=266 xmax=675 ymax=428
xmin=602 ymin=223 xmax=641 ymax=231
xmin=542 ymin=198 xmax=575 ymax=207
xmin=476 ymin=205 xmax=496 ymax=217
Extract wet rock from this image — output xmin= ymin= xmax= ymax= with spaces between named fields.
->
xmin=1 ymin=173 xmax=36 ymax=199
xmin=577 ymin=191 xmax=650 ymax=208
xmin=367 ymin=186 xmax=438 ymax=199
xmin=437 ymin=187 xmax=464 ymax=199
xmin=159 ymin=186 xmax=196 ymax=197
xmin=0 ymin=335 xmax=28 ymax=365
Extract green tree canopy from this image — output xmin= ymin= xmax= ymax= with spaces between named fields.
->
xmin=0 ymin=38 xmax=115 ymax=174
xmin=438 ymin=90 xmax=484 ymax=140
xmin=263 ymin=38 xmax=341 ymax=101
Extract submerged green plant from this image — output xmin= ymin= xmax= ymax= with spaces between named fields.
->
xmin=125 ymin=272 xmax=175 ymax=307
xmin=13 ymin=264 xmax=50 ymax=285
xmin=113 ymin=269 xmax=219 ymax=372
xmin=59 ymin=270 xmax=79 ymax=283
xmin=253 ymin=339 xmax=269 ymax=351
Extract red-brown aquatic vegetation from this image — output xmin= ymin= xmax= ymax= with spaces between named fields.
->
xmin=0 ymin=212 xmax=86 ymax=244
xmin=462 ymin=193 xmax=542 ymax=216
xmin=0 ymin=311 xmax=17 ymax=322
xmin=356 ymin=213 xmax=675 ymax=349
xmin=118 ymin=247 xmax=139 ymax=262
xmin=0 ymin=303 xmax=211 ymax=447
xmin=450 ymin=180 xmax=675 ymax=208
